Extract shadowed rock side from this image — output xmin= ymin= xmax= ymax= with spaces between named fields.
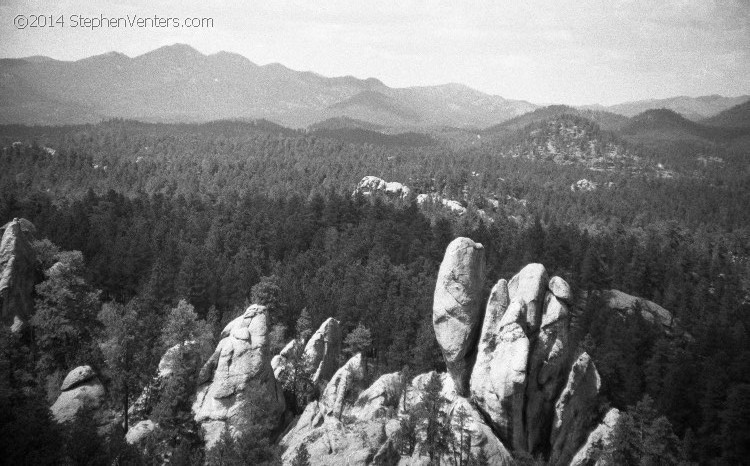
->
xmin=0 ymin=218 xmax=37 ymax=326
xmin=192 ymin=304 xmax=286 ymax=448
xmin=432 ymin=237 xmax=486 ymax=396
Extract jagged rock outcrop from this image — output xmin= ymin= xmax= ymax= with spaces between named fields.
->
xmin=354 ymin=176 xmax=411 ymax=199
xmin=272 ymin=318 xmax=342 ymax=386
xmin=51 ymin=365 xmax=107 ymax=424
xmin=192 ymin=304 xmax=286 ymax=448
xmin=416 ymin=193 xmax=467 ymax=215
xmin=281 ymin=353 xmax=373 ymax=465
xmin=569 ymin=408 xmax=621 ymax=466
xmin=549 ymin=352 xmax=602 ymax=466
xmin=0 ymin=218 xmax=37 ymax=326
xmin=432 ymin=237 xmax=485 ymax=396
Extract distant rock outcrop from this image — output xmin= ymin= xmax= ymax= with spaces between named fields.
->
xmin=51 ymin=365 xmax=108 ymax=426
xmin=354 ymin=176 xmax=411 ymax=199
xmin=0 ymin=218 xmax=37 ymax=326
xmin=601 ymin=289 xmax=685 ymax=337
xmin=570 ymin=179 xmax=598 ymax=192
xmin=192 ymin=304 xmax=286 ymax=448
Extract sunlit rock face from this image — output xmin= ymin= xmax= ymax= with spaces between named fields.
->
xmin=432 ymin=237 xmax=486 ymax=396
xmin=353 ymin=176 xmax=411 ymax=199
xmin=192 ymin=304 xmax=286 ymax=448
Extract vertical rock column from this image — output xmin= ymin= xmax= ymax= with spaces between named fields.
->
xmin=432 ymin=237 xmax=486 ymax=396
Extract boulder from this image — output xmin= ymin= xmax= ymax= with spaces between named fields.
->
xmin=192 ymin=304 xmax=286 ymax=448
xmin=432 ymin=237 xmax=485 ymax=396
xmin=303 ymin=317 xmax=342 ymax=385
xmin=157 ymin=340 xmax=200 ymax=378
xmin=0 ymin=218 xmax=37 ymax=326
xmin=51 ymin=366 xmax=106 ymax=424
xmin=569 ymin=408 xmax=621 ymax=466
xmin=126 ymin=419 xmax=157 ymax=445
xmin=60 ymin=365 xmax=96 ymax=391
xmin=549 ymin=276 xmax=572 ymax=302
xmin=549 ymin=352 xmax=602 ymax=466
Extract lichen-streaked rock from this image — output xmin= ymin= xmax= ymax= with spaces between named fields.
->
xmin=432 ymin=237 xmax=485 ymax=396
xmin=549 ymin=352 xmax=602 ymax=466
xmin=0 ymin=218 xmax=37 ymax=326
xmin=192 ymin=304 xmax=285 ymax=448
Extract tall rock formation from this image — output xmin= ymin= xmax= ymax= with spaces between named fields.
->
xmin=432 ymin=237 xmax=486 ymax=396
xmin=192 ymin=304 xmax=286 ymax=448
xmin=0 ymin=218 xmax=37 ymax=326
xmin=303 ymin=317 xmax=342 ymax=385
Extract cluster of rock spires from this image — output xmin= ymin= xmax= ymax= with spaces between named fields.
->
xmin=276 ymin=237 xmax=621 ymax=465
xmin=3 ymin=216 xmax=683 ymax=464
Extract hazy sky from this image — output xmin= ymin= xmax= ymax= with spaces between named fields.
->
xmin=1 ymin=0 xmax=748 ymax=105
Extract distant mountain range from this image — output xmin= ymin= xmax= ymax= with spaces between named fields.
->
xmin=0 ymin=43 xmax=748 ymax=128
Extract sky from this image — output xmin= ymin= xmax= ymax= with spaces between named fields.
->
xmin=0 ymin=0 xmax=748 ymax=105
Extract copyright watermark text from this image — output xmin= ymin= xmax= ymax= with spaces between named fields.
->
xmin=13 ymin=14 xmax=214 ymax=30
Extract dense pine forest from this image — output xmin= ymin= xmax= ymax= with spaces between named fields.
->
xmin=1 ymin=117 xmax=749 ymax=465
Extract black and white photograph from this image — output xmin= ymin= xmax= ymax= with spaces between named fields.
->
xmin=0 ymin=1 xmax=748 ymax=464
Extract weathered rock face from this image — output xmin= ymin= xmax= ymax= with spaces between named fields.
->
xmin=0 ymin=218 xmax=37 ymax=326
xmin=192 ymin=304 xmax=286 ymax=448
xmin=569 ymin=408 xmax=621 ymax=466
xmin=433 ymin=237 xmax=485 ymax=396
xmin=51 ymin=365 xmax=107 ymax=424
xmin=303 ymin=317 xmax=342 ymax=385
xmin=271 ymin=338 xmax=301 ymax=380
xmin=549 ymin=352 xmax=602 ymax=466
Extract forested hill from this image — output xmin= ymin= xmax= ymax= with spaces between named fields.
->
xmin=1 ymin=114 xmax=749 ymax=463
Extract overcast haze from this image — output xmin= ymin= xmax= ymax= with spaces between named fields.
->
xmin=1 ymin=0 xmax=748 ymax=105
